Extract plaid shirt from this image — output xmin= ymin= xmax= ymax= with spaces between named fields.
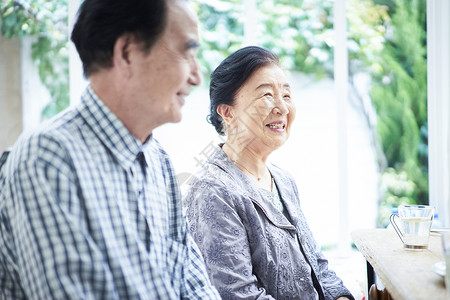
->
xmin=0 ymin=86 xmax=220 ymax=299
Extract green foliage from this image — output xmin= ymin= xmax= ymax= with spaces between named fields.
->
xmin=1 ymin=0 xmax=69 ymax=120
xmin=369 ymin=0 xmax=428 ymax=223
xmin=346 ymin=0 xmax=390 ymax=74
xmin=377 ymin=167 xmax=416 ymax=227
xmin=258 ymin=0 xmax=332 ymax=78
xmin=194 ymin=0 xmax=245 ymax=82
xmin=196 ymin=0 xmax=388 ymax=79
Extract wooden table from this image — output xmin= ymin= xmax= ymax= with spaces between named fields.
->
xmin=351 ymin=228 xmax=447 ymax=300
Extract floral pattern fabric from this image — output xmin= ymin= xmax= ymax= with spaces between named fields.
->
xmin=184 ymin=145 xmax=355 ymax=300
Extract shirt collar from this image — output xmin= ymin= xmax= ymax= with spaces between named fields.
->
xmin=77 ymin=85 xmax=143 ymax=170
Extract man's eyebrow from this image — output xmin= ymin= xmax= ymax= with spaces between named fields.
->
xmin=185 ymin=40 xmax=200 ymax=50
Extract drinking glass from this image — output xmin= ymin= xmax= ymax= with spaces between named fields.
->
xmin=390 ymin=205 xmax=434 ymax=250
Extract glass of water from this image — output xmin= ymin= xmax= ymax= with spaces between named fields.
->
xmin=390 ymin=205 xmax=434 ymax=250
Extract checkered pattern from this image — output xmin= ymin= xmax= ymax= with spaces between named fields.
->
xmin=0 ymin=86 xmax=220 ymax=299
xmin=0 ymin=150 xmax=9 ymax=171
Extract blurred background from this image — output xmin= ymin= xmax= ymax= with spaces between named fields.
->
xmin=1 ymin=0 xmax=449 ymax=298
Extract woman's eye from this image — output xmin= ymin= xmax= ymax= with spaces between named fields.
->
xmin=261 ymin=93 xmax=274 ymax=100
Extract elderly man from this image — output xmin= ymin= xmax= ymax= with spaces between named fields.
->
xmin=0 ymin=0 xmax=220 ymax=298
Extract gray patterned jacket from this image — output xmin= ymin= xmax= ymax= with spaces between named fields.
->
xmin=184 ymin=145 xmax=354 ymax=300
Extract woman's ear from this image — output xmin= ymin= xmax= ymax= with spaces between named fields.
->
xmin=217 ymin=104 xmax=234 ymax=125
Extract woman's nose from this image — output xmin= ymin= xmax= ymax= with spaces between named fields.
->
xmin=272 ymin=97 xmax=289 ymax=115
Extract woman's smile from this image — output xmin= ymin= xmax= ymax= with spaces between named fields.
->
xmin=265 ymin=120 xmax=287 ymax=132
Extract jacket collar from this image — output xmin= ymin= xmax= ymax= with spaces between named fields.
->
xmin=206 ymin=144 xmax=299 ymax=231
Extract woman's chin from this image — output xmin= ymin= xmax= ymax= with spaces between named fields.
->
xmin=261 ymin=139 xmax=286 ymax=152
xmin=266 ymin=133 xmax=288 ymax=146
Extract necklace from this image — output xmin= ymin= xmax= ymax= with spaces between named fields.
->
xmin=233 ymin=159 xmax=264 ymax=181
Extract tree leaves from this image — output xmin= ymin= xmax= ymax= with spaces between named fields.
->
xmin=1 ymin=0 xmax=69 ymax=120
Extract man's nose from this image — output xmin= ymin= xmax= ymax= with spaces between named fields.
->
xmin=189 ymin=58 xmax=202 ymax=86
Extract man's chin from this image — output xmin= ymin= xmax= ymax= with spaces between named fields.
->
xmin=169 ymin=112 xmax=182 ymax=124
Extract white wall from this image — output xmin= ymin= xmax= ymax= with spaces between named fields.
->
xmin=0 ymin=21 xmax=22 ymax=153
xmin=21 ymin=36 xmax=51 ymax=133
xmin=428 ymin=0 xmax=450 ymax=227
xmin=0 ymin=18 xmax=52 ymax=153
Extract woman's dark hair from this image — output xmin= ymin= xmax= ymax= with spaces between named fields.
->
xmin=208 ymin=46 xmax=279 ymax=135
xmin=71 ymin=0 xmax=167 ymax=77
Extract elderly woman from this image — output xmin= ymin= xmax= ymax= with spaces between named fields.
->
xmin=184 ymin=46 xmax=354 ymax=300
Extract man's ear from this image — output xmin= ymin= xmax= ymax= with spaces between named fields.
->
xmin=112 ymin=34 xmax=133 ymax=78
xmin=217 ymin=104 xmax=234 ymax=125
